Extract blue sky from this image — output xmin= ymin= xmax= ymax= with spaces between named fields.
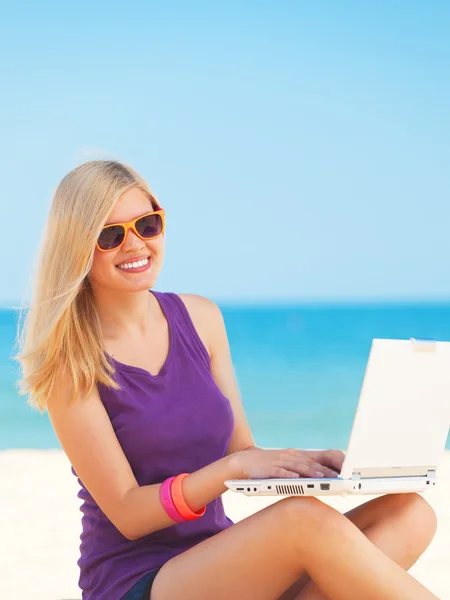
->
xmin=1 ymin=1 xmax=449 ymax=306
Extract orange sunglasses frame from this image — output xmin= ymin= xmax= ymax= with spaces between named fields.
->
xmin=96 ymin=209 xmax=166 ymax=252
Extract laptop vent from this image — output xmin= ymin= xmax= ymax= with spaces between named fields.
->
xmin=275 ymin=484 xmax=305 ymax=495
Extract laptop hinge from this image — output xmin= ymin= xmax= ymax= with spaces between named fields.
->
xmin=352 ymin=469 xmax=435 ymax=481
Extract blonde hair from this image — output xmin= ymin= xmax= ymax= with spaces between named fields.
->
xmin=14 ymin=160 xmax=158 ymax=412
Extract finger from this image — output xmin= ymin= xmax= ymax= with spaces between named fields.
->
xmin=279 ymin=459 xmax=328 ymax=478
xmin=282 ymin=448 xmax=305 ymax=458
xmin=288 ymin=449 xmax=331 ymax=464
xmin=282 ymin=449 xmax=320 ymax=463
xmin=306 ymin=449 xmax=341 ymax=471
xmin=307 ymin=460 xmax=339 ymax=478
xmin=272 ymin=467 xmax=300 ymax=478
xmin=295 ymin=454 xmax=340 ymax=478
xmin=304 ymin=458 xmax=339 ymax=478
xmin=317 ymin=465 xmax=339 ymax=478
xmin=318 ymin=449 xmax=345 ymax=471
xmin=281 ymin=451 xmax=341 ymax=477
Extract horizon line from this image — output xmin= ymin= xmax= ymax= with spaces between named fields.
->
xmin=2 ymin=294 xmax=450 ymax=311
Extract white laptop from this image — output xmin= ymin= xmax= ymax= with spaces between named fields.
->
xmin=225 ymin=338 xmax=450 ymax=497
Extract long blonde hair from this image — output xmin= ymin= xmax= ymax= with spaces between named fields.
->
xmin=14 ymin=160 xmax=158 ymax=412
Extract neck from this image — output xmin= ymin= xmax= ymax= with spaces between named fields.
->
xmin=92 ymin=287 xmax=154 ymax=340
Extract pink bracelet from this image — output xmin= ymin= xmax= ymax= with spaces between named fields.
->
xmin=171 ymin=473 xmax=206 ymax=520
xmin=159 ymin=477 xmax=185 ymax=523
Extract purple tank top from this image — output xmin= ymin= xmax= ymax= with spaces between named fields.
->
xmin=71 ymin=291 xmax=235 ymax=600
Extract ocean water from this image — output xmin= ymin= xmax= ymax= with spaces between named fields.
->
xmin=1 ymin=301 xmax=449 ymax=450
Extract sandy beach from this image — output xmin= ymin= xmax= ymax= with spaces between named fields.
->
xmin=1 ymin=450 xmax=449 ymax=600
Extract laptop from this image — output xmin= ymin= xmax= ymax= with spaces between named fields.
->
xmin=225 ymin=338 xmax=450 ymax=498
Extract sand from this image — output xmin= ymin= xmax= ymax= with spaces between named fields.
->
xmin=1 ymin=450 xmax=449 ymax=600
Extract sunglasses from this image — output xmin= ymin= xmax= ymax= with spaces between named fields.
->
xmin=96 ymin=208 xmax=166 ymax=252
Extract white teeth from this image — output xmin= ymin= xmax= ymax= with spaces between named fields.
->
xmin=117 ymin=257 xmax=149 ymax=270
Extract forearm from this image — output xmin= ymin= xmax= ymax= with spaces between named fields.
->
xmin=122 ymin=453 xmax=239 ymax=540
xmin=182 ymin=453 xmax=238 ymax=511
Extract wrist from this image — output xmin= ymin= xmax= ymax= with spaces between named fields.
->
xmin=226 ymin=451 xmax=245 ymax=479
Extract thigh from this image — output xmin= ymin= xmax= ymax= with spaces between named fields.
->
xmin=150 ymin=496 xmax=329 ymax=600
xmin=276 ymin=498 xmax=389 ymax=600
xmin=278 ymin=493 xmax=430 ymax=600
xmin=339 ymin=492 xmax=426 ymax=532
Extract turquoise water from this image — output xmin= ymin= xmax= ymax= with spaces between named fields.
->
xmin=1 ymin=301 xmax=450 ymax=450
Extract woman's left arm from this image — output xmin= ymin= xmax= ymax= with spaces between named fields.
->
xmin=180 ymin=294 xmax=256 ymax=455
xmin=208 ymin=301 xmax=256 ymax=455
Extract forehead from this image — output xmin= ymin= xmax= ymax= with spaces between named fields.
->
xmin=105 ymin=187 xmax=154 ymax=225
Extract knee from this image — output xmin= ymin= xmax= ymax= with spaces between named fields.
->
xmin=271 ymin=496 xmax=351 ymax=563
xmin=275 ymin=495 xmax=343 ymax=534
xmin=390 ymin=493 xmax=437 ymax=549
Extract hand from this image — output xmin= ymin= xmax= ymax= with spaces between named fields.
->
xmin=301 ymin=449 xmax=345 ymax=475
xmin=230 ymin=447 xmax=345 ymax=480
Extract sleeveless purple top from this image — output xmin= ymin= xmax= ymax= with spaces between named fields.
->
xmin=71 ymin=291 xmax=235 ymax=599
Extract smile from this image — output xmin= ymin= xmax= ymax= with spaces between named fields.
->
xmin=116 ymin=256 xmax=151 ymax=272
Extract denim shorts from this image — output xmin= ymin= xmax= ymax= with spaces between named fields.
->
xmin=121 ymin=569 xmax=160 ymax=600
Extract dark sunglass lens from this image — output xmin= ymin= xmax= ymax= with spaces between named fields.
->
xmin=98 ymin=225 xmax=125 ymax=250
xmin=136 ymin=214 xmax=162 ymax=238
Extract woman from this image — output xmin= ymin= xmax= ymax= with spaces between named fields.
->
xmin=16 ymin=160 xmax=438 ymax=600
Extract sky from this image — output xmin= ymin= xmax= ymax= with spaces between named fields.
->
xmin=1 ymin=1 xmax=449 ymax=306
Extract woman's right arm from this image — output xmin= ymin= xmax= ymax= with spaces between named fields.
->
xmin=47 ymin=373 xmax=340 ymax=541
xmin=47 ymin=373 xmax=241 ymax=541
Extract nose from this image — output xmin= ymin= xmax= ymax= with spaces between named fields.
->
xmin=122 ymin=227 xmax=145 ymax=252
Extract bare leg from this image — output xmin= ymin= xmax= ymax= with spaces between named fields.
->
xmin=150 ymin=494 xmax=439 ymax=600
xmin=279 ymin=493 xmax=437 ymax=600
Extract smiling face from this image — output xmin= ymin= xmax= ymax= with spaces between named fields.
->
xmin=87 ymin=187 xmax=165 ymax=294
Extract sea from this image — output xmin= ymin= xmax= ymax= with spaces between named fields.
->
xmin=1 ymin=301 xmax=450 ymax=451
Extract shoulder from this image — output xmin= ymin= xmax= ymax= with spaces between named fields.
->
xmin=177 ymin=294 xmax=225 ymax=356
xmin=178 ymin=293 xmax=222 ymax=317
